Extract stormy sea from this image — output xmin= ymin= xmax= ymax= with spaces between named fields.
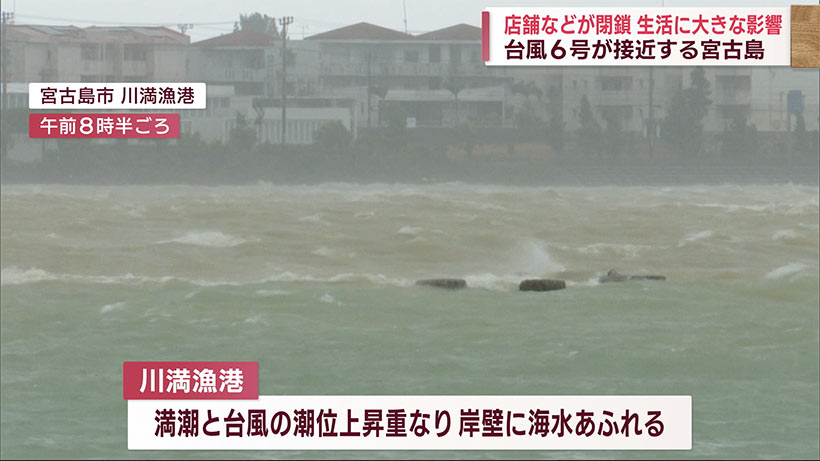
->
xmin=1 ymin=182 xmax=818 ymax=459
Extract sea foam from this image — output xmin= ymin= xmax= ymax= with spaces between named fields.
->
xmin=161 ymin=231 xmax=245 ymax=248
xmin=764 ymin=263 xmax=808 ymax=280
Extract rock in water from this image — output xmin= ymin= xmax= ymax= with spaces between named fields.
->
xmin=519 ymin=279 xmax=566 ymax=292
xmin=599 ymin=269 xmax=629 ymax=283
xmin=415 ymin=278 xmax=467 ymax=289
xmin=628 ymin=275 xmax=667 ymax=281
xmin=599 ymin=269 xmax=666 ymax=283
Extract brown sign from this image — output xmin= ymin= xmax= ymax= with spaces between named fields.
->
xmin=791 ymin=5 xmax=820 ymax=67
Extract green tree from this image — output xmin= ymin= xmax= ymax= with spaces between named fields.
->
xmin=603 ymin=111 xmax=626 ymax=159
xmin=662 ymin=67 xmax=712 ymax=156
xmin=514 ymin=100 xmax=543 ymax=136
xmin=382 ymin=102 xmax=409 ymax=148
xmin=314 ymin=121 xmax=352 ymax=153
xmin=234 ymin=13 xmax=279 ymax=36
xmin=444 ymin=78 xmax=465 ymax=125
xmin=545 ymin=85 xmax=564 ymax=157
xmin=792 ymin=112 xmax=811 ymax=154
xmin=577 ymin=95 xmax=603 ymax=157
xmin=229 ymin=112 xmax=257 ymax=152
xmin=0 ymin=109 xmax=28 ymax=164
xmin=454 ymin=122 xmax=478 ymax=157
xmin=721 ymin=107 xmax=758 ymax=158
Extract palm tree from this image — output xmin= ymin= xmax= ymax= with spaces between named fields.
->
xmin=445 ymin=78 xmax=465 ymax=126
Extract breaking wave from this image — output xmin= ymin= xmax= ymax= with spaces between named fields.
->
xmin=100 ymin=301 xmax=126 ymax=314
xmin=159 ymin=231 xmax=246 ymax=248
xmin=1 ymin=266 xmax=174 ymax=286
xmin=764 ymin=263 xmax=810 ymax=280
xmin=678 ymin=230 xmax=714 ymax=246
xmin=772 ymin=229 xmax=799 ymax=241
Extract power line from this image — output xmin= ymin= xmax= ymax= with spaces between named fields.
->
xmin=279 ymin=15 xmax=294 ymax=146
xmin=1 ymin=10 xmax=14 ymax=161
xmin=14 ymin=13 xmax=234 ymax=27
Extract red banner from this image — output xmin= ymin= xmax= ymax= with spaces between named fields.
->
xmin=29 ymin=113 xmax=180 ymax=138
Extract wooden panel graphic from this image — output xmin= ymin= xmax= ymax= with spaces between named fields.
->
xmin=791 ymin=5 xmax=820 ymax=67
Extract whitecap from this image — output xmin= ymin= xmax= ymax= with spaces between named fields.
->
xmin=581 ymin=276 xmax=602 ymax=287
xmin=255 ymin=289 xmax=290 ymax=297
xmin=0 ymin=267 xmax=174 ymax=286
xmin=298 ymin=213 xmax=329 ymax=225
xmin=397 ymin=225 xmax=422 ymax=236
xmin=764 ymin=263 xmax=808 ymax=280
xmin=576 ymin=243 xmax=652 ymax=258
xmin=463 ymin=273 xmax=516 ymax=291
xmin=160 ymin=231 xmax=245 ymax=248
xmin=678 ymin=230 xmax=713 ymax=247
xmin=311 ymin=246 xmax=336 ymax=257
xmin=328 ymin=273 xmax=411 ymax=286
xmin=772 ymin=229 xmax=798 ymax=241
xmin=318 ymin=294 xmax=337 ymax=305
xmin=100 ymin=301 xmax=126 ymax=313
xmin=1 ymin=267 xmax=55 ymax=286
xmin=243 ymin=315 xmax=262 ymax=324
xmin=511 ymin=240 xmax=566 ymax=275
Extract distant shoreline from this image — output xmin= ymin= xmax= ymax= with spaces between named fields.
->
xmin=2 ymin=157 xmax=817 ymax=187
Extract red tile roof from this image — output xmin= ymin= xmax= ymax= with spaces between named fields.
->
xmin=85 ymin=26 xmax=190 ymax=44
xmin=193 ymin=29 xmax=276 ymax=47
xmin=416 ymin=23 xmax=481 ymax=40
xmin=7 ymin=25 xmax=188 ymax=44
xmin=306 ymin=22 xmax=412 ymax=40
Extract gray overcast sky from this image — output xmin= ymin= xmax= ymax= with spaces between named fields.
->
xmin=0 ymin=0 xmax=812 ymax=42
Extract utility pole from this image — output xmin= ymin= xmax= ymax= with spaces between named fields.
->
xmin=1 ymin=11 xmax=14 ymax=115
xmin=367 ymin=51 xmax=372 ymax=129
xmin=648 ymin=66 xmax=655 ymax=158
xmin=177 ymin=24 xmax=194 ymax=35
xmin=1 ymin=11 xmax=13 ymax=163
xmin=403 ymin=0 xmax=408 ymax=34
xmin=279 ymin=16 xmax=293 ymax=146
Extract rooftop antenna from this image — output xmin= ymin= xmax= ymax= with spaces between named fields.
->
xmin=403 ymin=0 xmax=408 ymax=34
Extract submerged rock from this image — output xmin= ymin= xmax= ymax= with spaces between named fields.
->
xmin=600 ymin=269 xmax=629 ymax=282
xmin=519 ymin=279 xmax=566 ymax=292
xmin=627 ymin=275 xmax=666 ymax=281
xmin=599 ymin=269 xmax=666 ymax=283
xmin=415 ymin=278 xmax=467 ymax=289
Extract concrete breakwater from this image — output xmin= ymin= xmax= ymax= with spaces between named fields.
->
xmin=415 ymin=271 xmax=666 ymax=291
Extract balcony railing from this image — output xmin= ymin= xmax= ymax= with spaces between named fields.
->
xmin=319 ymin=60 xmax=487 ymax=77
xmin=198 ymin=67 xmax=266 ymax=82
xmin=713 ymin=89 xmax=752 ymax=105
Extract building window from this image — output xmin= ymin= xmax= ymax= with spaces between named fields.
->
xmin=600 ymin=105 xmax=634 ymax=121
xmin=123 ymin=45 xmax=147 ymax=62
xmin=449 ymin=45 xmax=461 ymax=64
xmin=719 ymin=104 xmax=751 ymax=119
xmin=81 ymin=44 xmax=99 ymax=61
xmin=716 ymin=75 xmax=751 ymax=92
xmin=600 ymin=76 xmax=633 ymax=91
xmin=429 ymin=45 xmax=441 ymax=63
xmin=404 ymin=50 xmax=419 ymax=63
